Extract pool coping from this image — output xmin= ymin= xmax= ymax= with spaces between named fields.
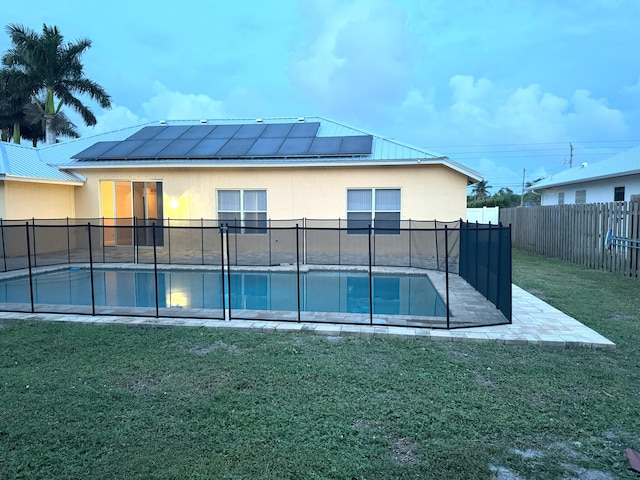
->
xmin=0 ymin=265 xmax=616 ymax=348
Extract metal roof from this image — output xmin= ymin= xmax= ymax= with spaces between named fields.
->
xmin=3 ymin=117 xmax=483 ymax=184
xmin=534 ymin=145 xmax=640 ymax=189
xmin=0 ymin=141 xmax=84 ymax=184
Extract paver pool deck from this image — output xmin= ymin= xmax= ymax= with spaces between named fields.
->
xmin=0 ymin=282 xmax=615 ymax=348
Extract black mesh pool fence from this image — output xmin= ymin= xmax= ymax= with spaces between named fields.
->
xmin=0 ymin=219 xmax=512 ymax=328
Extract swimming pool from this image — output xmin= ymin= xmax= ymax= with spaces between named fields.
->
xmin=0 ymin=267 xmax=447 ymax=319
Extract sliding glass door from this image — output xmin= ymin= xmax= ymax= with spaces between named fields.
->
xmin=101 ymin=181 xmax=164 ymax=246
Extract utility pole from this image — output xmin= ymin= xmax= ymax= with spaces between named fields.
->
xmin=521 ymin=168 xmax=525 ymax=207
xmin=569 ymin=142 xmax=573 ymax=168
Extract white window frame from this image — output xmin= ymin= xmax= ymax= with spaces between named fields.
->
xmin=217 ymin=189 xmax=267 ymax=234
xmin=557 ymin=192 xmax=565 ymax=205
xmin=614 ymin=186 xmax=625 ymax=202
xmin=575 ymin=189 xmax=587 ymax=205
xmin=346 ymin=188 xmax=401 ymax=235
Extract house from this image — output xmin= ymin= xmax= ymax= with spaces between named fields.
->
xmin=0 ymin=117 xmax=482 ymax=233
xmin=533 ymin=145 xmax=640 ymax=205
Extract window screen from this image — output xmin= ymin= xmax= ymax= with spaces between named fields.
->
xmin=217 ymin=190 xmax=267 ymax=233
xmin=347 ymin=188 xmax=401 ymax=234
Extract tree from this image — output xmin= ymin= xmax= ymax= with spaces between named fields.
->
xmin=22 ymin=99 xmax=80 ymax=146
xmin=2 ymin=23 xmax=111 ymax=144
xmin=471 ymin=180 xmax=491 ymax=200
xmin=0 ymin=67 xmax=31 ymax=144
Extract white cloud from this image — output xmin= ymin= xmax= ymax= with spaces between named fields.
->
xmin=141 ymin=82 xmax=227 ymax=120
xmin=84 ymin=105 xmax=145 ymax=135
xmin=290 ymin=0 xmax=414 ymax=117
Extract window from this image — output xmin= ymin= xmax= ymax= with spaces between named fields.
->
xmin=347 ymin=188 xmax=401 ymax=234
xmin=557 ymin=192 xmax=565 ymax=205
xmin=218 ymin=190 xmax=267 ymax=233
xmin=614 ymin=186 xmax=625 ymax=202
xmin=575 ymin=190 xmax=586 ymax=205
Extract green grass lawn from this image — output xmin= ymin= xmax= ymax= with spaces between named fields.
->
xmin=1 ymin=250 xmax=639 ymax=479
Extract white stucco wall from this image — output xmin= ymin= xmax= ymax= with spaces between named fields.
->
xmin=540 ymin=174 xmax=640 ymax=205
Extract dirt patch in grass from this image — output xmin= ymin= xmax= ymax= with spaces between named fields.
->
xmin=352 ymin=419 xmax=380 ymax=435
xmin=490 ymin=465 xmax=523 ymax=480
xmin=511 ymin=448 xmax=543 ymax=459
xmin=126 ymin=374 xmax=164 ymax=395
xmin=187 ymin=341 xmax=242 ymax=356
xmin=474 ymin=371 xmax=495 ymax=387
xmin=391 ymin=437 xmax=419 ymax=467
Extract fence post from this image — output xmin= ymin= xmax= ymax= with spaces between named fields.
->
xmin=338 ymin=217 xmax=342 ymax=266
xmin=303 ymin=217 xmax=307 ymax=265
xmin=220 ymin=226 xmax=226 ymax=321
xmin=31 ymin=217 xmax=37 ymax=268
xmin=408 ymin=219 xmax=412 ymax=267
xmin=87 ymin=223 xmax=96 ymax=316
xmin=226 ymin=224 xmax=232 ymax=319
xmin=200 ymin=217 xmax=205 ymax=266
xmin=445 ymin=225 xmax=450 ymax=329
xmin=167 ymin=218 xmax=172 ymax=265
xmin=101 ymin=217 xmax=105 ymax=263
xmin=152 ymin=223 xmax=159 ymax=317
xmin=474 ymin=221 xmax=480 ymax=288
xmin=66 ymin=217 xmax=71 ymax=263
xmin=296 ymin=224 xmax=301 ymax=323
xmin=25 ymin=222 xmax=34 ymax=313
xmin=268 ymin=218 xmax=272 ymax=266
xmin=495 ymin=223 xmax=502 ymax=311
xmin=368 ymin=224 xmax=373 ymax=326
xmin=508 ymin=224 xmax=513 ymax=323
xmin=434 ymin=220 xmax=439 ymax=271
xmin=0 ymin=219 xmax=6 ymax=272
xmin=486 ymin=222 xmax=492 ymax=298
xmin=133 ymin=216 xmax=138 ymax=264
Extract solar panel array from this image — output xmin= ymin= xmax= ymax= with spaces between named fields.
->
xmin=72 ymin=122 xmax=374 ymax=161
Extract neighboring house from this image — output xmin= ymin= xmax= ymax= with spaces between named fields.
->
xmin=0 ymin=117 xmax=482 ymax=234
xmin=533 ymin=145 xmax=640 ymax=205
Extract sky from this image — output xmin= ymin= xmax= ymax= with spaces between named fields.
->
xmin=2 ymin=0 xmax=640 ymax=193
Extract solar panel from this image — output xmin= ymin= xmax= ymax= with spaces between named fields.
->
xmin=246 ymin=137 xmax=284 ymax=157
xmin=207 ymin=124 xmax=241 ymax=138
xmin=126 ymin=126 xmax=164 ymax=141
xmin=186 ymin=138 xmax=228 ymax=157
xmin=339 ymin=135 xmax=373 ymax=155
xmin=180 ymin=125 xmax=218 ymax=140
xmin=288 ymin=122 xmax=320 ymax=137
xmin=72 ymin=141 xmax=122 ymax=159
xmin=98 ymin=140 xmax=147 ymax=158
xmin=217 ymin=138 xmax=256 ymax=156
xmin=277 ymin=137 xmax=313 ymax=156
xmin=128 ymin=139 xmax=174 ymax=158
xmin=262 ymin=123 xmax=294 ymax=138
xmin=74 ymin=121 xmax=374 ymax=161
xmin=153 ymin=125 xmax=192 ymax=140
xmin=157 ymin=139 xmax=202 ymax=157
xmin=234 ymin=123 xmax=266 ymax=138
xmin=308 ymin=137 xmax=343 ymax=155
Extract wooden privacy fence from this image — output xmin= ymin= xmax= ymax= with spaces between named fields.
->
xmin=500 ymin=202 xmax=640 ymax=278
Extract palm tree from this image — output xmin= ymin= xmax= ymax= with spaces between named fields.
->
xmin=0 ymin=67 xmax=31 ymax=144
xmin=472 ymin=180 xmax=491 ymax=200
xmin=22 ymin=99 xmax=80 ymax=146
xmin=2 ymin=23 xmax=111 ymax=144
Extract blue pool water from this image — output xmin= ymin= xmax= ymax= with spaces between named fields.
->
xmin=0 ymin=268 xmax=447 ymax=317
